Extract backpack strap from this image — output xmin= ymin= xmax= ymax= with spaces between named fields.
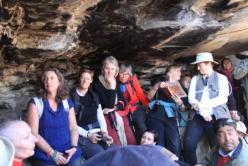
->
xmin=62 ymin=99 xmax=70 ymax=112
xmin=88 ymin=89 xmax=100 ymax=107
xmin=33 ymin=97 xmax=70 ymax=117
xmin=33 ymin=97 xmax=44 ymax=118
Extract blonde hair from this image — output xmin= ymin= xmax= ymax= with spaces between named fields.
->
xmin=101 ymin=56 xmax=119 ymax=77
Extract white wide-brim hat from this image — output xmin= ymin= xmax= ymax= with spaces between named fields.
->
xmin=191 ymin=52 xmax=218 ymax=64
xmin=236 ymin=121 xmax=248 ymax=135
xmin=0 ymin=136 xmax=15 ymax=166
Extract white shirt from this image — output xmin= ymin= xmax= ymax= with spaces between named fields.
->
xmin=188 ymin=70 xmax=229 ymax=117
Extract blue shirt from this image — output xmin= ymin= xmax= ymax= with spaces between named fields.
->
xmin=32 ymin=98 xmax=81 ymax=165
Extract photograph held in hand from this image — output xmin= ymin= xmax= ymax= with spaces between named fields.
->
xmin=167 ymin=81 xmax=187 ymax=98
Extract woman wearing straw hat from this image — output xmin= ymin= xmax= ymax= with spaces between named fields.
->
xmin=183 ymin=52 xmax=230 ymax=165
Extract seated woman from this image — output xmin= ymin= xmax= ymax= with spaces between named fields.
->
xmin=141 ymin=130 xmax=178 ymax=161
xmin=141 ymin=130 xmax=190 ymax=166
xmin=26 ymin=68 xmax=81 ymax=166
xmin=116 ymin=63 xmax=149 ymax=141
xmin=147 ymin=64 xmax=186 ymax=159
xmin=93 ymin=56 xmax=136 ymax=146
xmin=70 ymin=68 xmax=113 ymax=159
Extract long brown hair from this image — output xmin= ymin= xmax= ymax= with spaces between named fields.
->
xmin=36 ymin=68 xmax=69 ymax=100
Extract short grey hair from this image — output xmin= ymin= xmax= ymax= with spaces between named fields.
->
xmin=0 ymin=120 xmax=23 ymax=140
xmin=119 ymin=63 xmax=133 ymax=76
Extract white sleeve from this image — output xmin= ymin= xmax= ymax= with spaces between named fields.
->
xmin=97 ymin=104 xmax=108 ymax=134
xmin=78 ymin=126 xmax=88 ymax=138
xmin=188 ymin=76 xmax=200 ymax=104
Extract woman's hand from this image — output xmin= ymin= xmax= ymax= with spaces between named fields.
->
xmin=65 ymin=147 xmax=77 ymax=163
xmin=105 ymin=76 xmax=116 ymax=89
xmin=102 ymin=131 xmax=113 ymax=146
xmin=171 ymin=95 xmax=186 ymax=111
xmin=52 ymin=151 xmax=67 ymax=165
xmin=171 ymin=95 xmax=183 ymax=105
xmin=103 ymin=108 xmax=115 ymax=114
xmin=87 ymin=132 xmax=102 ymax=144
xmin=159 ymin=81 xmax=168 ymax=88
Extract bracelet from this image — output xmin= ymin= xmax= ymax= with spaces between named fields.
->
xmin=71 ymin=145 xmax=77 ymax=149
xmin=51 ymin=150 xmax=57 ymax=161
xmin=47 ymin=149 xmax=53 ymax=157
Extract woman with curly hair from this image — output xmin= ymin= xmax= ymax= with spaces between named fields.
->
xmin=26 ymin=68 xmax=81 ymax=166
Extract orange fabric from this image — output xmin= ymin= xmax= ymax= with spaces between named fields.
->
xmin=132 ymin=75 xmax=149 ymax=107
xmin=12 ymin=160 xmax=23 ymax=166
xmin=117 ymin=74 xmax=149 ymax=117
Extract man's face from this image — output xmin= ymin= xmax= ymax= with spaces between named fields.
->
xmin=12 ymin=122 xmax=37 ymax=160
xmin=217 ymin=125 xmax=239 ymax=153
xmin=197 ymin=62 xmax=212 ymax=75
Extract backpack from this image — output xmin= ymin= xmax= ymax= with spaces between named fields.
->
xmin=33 ymin=97 xmax=69 ymax=118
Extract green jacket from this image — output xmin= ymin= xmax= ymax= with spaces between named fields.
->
xmin=201 ymin=139 xmax=248 ymax=166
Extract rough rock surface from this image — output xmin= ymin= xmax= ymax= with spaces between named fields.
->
xmin=1 ymin=0 xmax=248 ymax=120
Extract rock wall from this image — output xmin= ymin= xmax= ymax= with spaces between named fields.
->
xmin=1 ymin=0 xmax=248 ymax=120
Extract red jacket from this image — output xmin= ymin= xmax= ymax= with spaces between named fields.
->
xmin=117 ymin=74 xmax=149 ymax=116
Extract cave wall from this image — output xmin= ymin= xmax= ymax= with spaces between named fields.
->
xmin=1 ymin=0 xmax=248 ymax=120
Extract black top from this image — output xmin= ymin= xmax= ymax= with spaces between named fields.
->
xmin=70 ymin=88 xmax=99 ymax=128
xmin=93 ymin=80 xmax=117 ymax=109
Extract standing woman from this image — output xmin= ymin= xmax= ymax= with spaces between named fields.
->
xmin=147 ymin=64 xmax=186 ymax=159
xmin=70 ymin=68 xmax=113 ymax=159
xmin=26 ymin=68 xmax=81 ymax=166
xmin=93 ymin=56 xmax=136 ymax=146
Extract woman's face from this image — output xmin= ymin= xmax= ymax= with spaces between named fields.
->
xmin=43 ymin=71 xmax=60 ymax=93
xmin=168 ymin=67 xmax=181 ymax=81
xmin=140 ymin=132 xmax=156 ymax=145
xmin=103 ymin=62 xmax=117 ymax=78
xmin=119 ymin=71 xmax=131 ymax=83
xmin=79 ymin=72 xmax=93 ymax=90
xmin=223 ymin=59 xmax=232 ymax=70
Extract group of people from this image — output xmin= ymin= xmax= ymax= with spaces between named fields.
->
xmin=1 ymin=52 xmax=248 ymax=166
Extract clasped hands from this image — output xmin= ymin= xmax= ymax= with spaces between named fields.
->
xmin=87 ymin=131 xmax=113 ymax=146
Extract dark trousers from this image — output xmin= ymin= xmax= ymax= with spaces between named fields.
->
xmin=31 ymin=157 xmax=81 ymax=166
xmin=79 ymin=136 xmax=110 ymax=159
xmin=132 ymin=105 xmax=147 ymax=141
xmin=147 ymin=116 xmax=182 ymax=158
xmin=183 ymin=114 xmax=216 ymax=165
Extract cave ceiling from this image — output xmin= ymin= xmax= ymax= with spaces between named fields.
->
xmin=1 ymin=0 xmax=248 ymax=117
